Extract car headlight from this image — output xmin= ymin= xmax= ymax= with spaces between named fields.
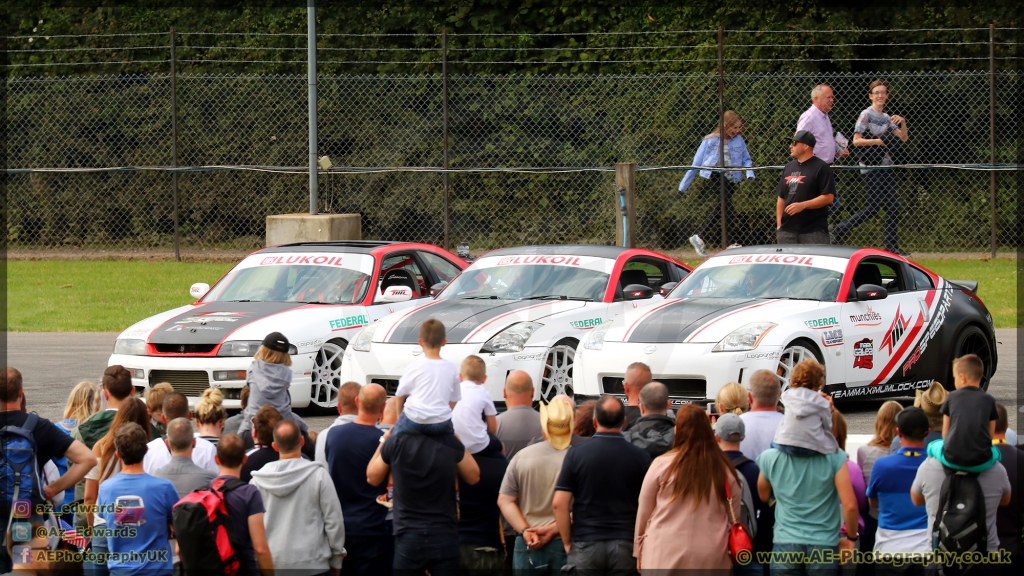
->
xmin=480 ymin=322 xmax=542 ymax=353
xmin=352 ymin=322 xmax=382 ymax=352
xmin=583 ymin=324 xmax=610 ymax=351
xmin=712 ymin=322 xmax=777 ymax=352
xmin=113 ymin=339 xmax=146 ymax=356
xmin=218 ymin=341 xmax=297 ymax=356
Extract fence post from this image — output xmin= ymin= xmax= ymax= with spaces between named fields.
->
xmin=170 ymin=26 xmax=180 ymax=262
xmin=307 ymin=0 xmax=319 ymax=215
xmin=442 ymin=29 xmax=450 ymax=250
xmin=615 ymin=162 xmax=636 ymax=248
xmin=988 ymin=24 xmax=996 ymax=258
xmin=717 ymin=26 xmax=727 ymax=248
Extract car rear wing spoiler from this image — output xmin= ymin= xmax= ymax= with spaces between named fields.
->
xmin=949 ymin=279 xmax=979 ymax=293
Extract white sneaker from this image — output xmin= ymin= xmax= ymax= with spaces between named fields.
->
xmin=689 ymin=234 xmax=707 ymax=257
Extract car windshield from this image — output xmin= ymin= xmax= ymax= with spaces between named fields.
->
xmin=669 ymin=263 xmax=843 ymax=301
xmin=439 ymin=263 xmax=609 ymax=301
xmin=203 ymin=264 xmax=371 ymax=304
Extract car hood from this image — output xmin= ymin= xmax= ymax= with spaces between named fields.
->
xmin=612 ymin=297 xmax=819 ymax=344
xmin=146 ymin=301 xmax=310 ymax=345
xmin=379 ymin=298 xmax=588 ymax=344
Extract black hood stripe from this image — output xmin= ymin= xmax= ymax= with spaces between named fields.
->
xmin=385 ymin=299 xmax=568 ymax=344
xmin=148 ymin=302 xmax=309 ymax=345
xmin=624 ymin=298 xmax=762 ymax=343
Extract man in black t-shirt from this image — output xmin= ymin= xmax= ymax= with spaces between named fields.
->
xmin=458 ymin=436 xmax=509 ymax=575
xmin=325 ymin=383 xmax=392 ymax=576
xmin=776 ymin=130 xmax=836 ymax=244
xmin=2 ymin=367 xmax=97 ymax=571
xmin=368 ymin=415 xmax=481 ymax=573
xmin=553 ymin=395 xmax=652 ymax=573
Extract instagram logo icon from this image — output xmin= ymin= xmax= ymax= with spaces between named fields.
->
xmin=12 ymin=499 xmax=32 ymax=518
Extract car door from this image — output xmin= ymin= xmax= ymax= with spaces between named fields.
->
xmin=841 ymin=258 xmax=926 ymax=388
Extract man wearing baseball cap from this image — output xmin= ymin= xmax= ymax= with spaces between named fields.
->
xmin=776 ymin=130 xmax=837 ymax=244
xmin=866 ymin=407 xmax=931 ymax=567
xmin=497 ymin=398 xmax=575 ymax=573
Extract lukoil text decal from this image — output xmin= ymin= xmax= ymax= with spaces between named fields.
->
xmin=728 ymin=255 xmax=815 ymax=265
xmin=496 ymin=255 xmax=582 ymax=266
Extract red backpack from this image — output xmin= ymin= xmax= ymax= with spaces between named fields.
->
xmin=172 ymin=477 xmax=247 ymax=576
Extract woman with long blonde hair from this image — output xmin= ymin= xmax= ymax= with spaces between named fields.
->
xmin=856 ymin=400 xmax=903 ymax=555
xmin=60 ymin=381 xmax=97 ymax=432
xmin=635 ymin=404 xmax=742 ymax=570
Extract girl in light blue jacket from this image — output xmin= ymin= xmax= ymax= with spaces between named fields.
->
xmin=678 ymin=111 xmax=755 ymax=248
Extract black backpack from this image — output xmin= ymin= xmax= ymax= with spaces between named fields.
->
xmin=932 ymin=466 xmax=988 ymax=576
xmin=172 ymin=477 xmax=248 ymax=576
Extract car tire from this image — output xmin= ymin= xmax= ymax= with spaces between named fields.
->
xmin=310 ymin=339 xmax=346 ymax=410
xmin=541 ymin=338 xmax=577 ymax=403
xmin=777 ymin=338 xmax=824 ymax=392
xmin=947 ymin=325 xmax=994 ymax=391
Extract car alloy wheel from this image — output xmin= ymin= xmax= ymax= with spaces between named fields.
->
xmin=311 ymin=340 xmax=346 ymax=408
xmin=776 ymin=342 xmax=820 ymax=392
xmin=541 ymin=341 xmax=576 ymax=403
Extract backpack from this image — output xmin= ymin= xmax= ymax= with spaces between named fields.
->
xmin=2 ymin=413 xmax=43 ymax=573
xmin=730 ymin=456 xmax=758 ymax=540
xmin=173 ymin=477 xmax=247 ymax=576
xmin=932 ymin=466 xmax=988 ymax=576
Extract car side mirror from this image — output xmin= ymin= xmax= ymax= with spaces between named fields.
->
xmin=659 ymin=282 xmax=678 ymax=297
xmin=430 ymin=281 xmax=448 ymax=297
xmin=378 ymin=286 xmax=414 ymax=303
xmin=855 ymin=284 xmax=887 ymax=301
xmin=190 ymin=283 xmax=210 ymax=299
xmin=623 ymin=284 xmax=654 ymax=301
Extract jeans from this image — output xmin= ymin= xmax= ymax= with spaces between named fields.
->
xmin=566 ymin=540 xmax=637 ymax=576
xmin=512 ymin=536 xmax=568 ymax=576
xmin=834 ymin=169 xmax=899 ymax=251
xmin=393 ymin=531 xmax=460 ymax=575
xmin=459 ymin=542 xmax=505 ymax=576
xmin=342 ymin=534 xmax=394 ymax=576
xmin=84 ymin=536 xmax=110 ymax=576
xmin=770 ymin=543 xmax=839 ymax=576
xmin=777 ymin=229 xmax=831 ymax=245
xmin=392 ymin=413 xmax=455 ymax=436
xmin=772 ymin=442 xmax=827 ymax=457
xmin=697 ymin=174 xmax=739 ymax=247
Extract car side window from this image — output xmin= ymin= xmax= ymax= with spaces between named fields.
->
xmin=671 ymin=263 xmax=690 ymax=282
xmin=420 ymin=251 xmax=462 ymax=283
xmin=379 ymin=254 xmax=427 ymax=297
xmin=909 ymin=266 xmax=934 ymax=291
xmin=620 ymin=259 xmax=669 ymax=289
xmin=856 ymin=259 xmax=907 ymax=293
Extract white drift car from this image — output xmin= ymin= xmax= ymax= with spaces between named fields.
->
xmin=339 ymin=245 xmax=692 ymax=404
xmin=108 ymin=241 xmax=467 ymax=409
xmin=575 ymin=245 xmax=996 ymax=405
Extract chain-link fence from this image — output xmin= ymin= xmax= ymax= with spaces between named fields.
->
xmin=5 ymin=60 xmax=1019 ymax=255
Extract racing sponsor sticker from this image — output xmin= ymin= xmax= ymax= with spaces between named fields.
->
xmin=744 ymin=351 xmax=780 ymax=360
xmin=821 ymin=328 xmax=844 ymax=347
xmin=830 ymin=380 xmax=932 ymax=400
xmin=513 ymin=353 xmax=545 ymax=361
xmin=569 ymin=317 xmax=604 ymax=330
xmin=804 ymin=316 xmax=840 ymax=329
xmin=902 ymin=288 xmax=951 ymax=377
xmin=295 ymin=338 xmax=324 ymax=349
xmin=849 ymin=306 xmax=884 ymax=327
xmin=329 ymin=314 xmax=369 ymax=331
xmin=235 ymin=252 xmax=375 ymax=275
xmin=853 ymin=338 xmax=874 ymax=369
xmin=727 ymin=254 xmax=816 ymax=266
xmin=175 ymin=316 xmax=241 ymax=323
xmin=880 ymin=305 xmax=913 ymax=356
xmin=470 ymin=254 xmax=614 ymax=274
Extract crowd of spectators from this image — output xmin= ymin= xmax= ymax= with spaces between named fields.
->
xmin=2 ymin=336 xmax=1021 ymax=576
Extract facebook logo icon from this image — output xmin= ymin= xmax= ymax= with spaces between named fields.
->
xmin=12 ymin=545 xmax=32 ymax=564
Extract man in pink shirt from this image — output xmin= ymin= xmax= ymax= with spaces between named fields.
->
xmin=796 ymin=84 xmax=849 ymax=164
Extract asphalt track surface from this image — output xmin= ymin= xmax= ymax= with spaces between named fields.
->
xmin=4 ymin=330 xmax=1019 ymax=435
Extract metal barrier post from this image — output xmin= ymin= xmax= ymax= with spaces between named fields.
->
xmin=307 ymin=0 xmax=319 ymax=215
xmin=989 ymin=23 xmax=996 ymax=258
xmin=442 ymin=29 xmax=450 ymax=250
xmin=717 ymin=26 xmax=727 ymax=248
xmin=170 ymin=26 xmax=180 ymax=261
xmin=615 ymin=162 xmax=636 ymax=248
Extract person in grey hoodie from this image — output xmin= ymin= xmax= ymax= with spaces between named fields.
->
xmin=773 ymin=359 xmax=839 ymax=455
xmin=250 ymin=419 xmax=346 ymax=576
xmin=238 ymin=332 xmax=309 ymax=439
xmin=623 ymin=382 xmax=676 ymax=458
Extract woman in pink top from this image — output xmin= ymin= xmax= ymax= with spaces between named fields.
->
xmin=634 ymin=404 xmax=742 ymax=571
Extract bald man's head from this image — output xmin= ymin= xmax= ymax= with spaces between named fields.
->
xmin=337 ymin=381 xmax=361 ymax=415
xmin=504 ymin=370 xmax=534 ymax=406
xmin=357 ymin=383 xmax=387 ymax=417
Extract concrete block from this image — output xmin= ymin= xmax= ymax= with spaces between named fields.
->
xmin=266 ymin=213 xmax=361 ymax=246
